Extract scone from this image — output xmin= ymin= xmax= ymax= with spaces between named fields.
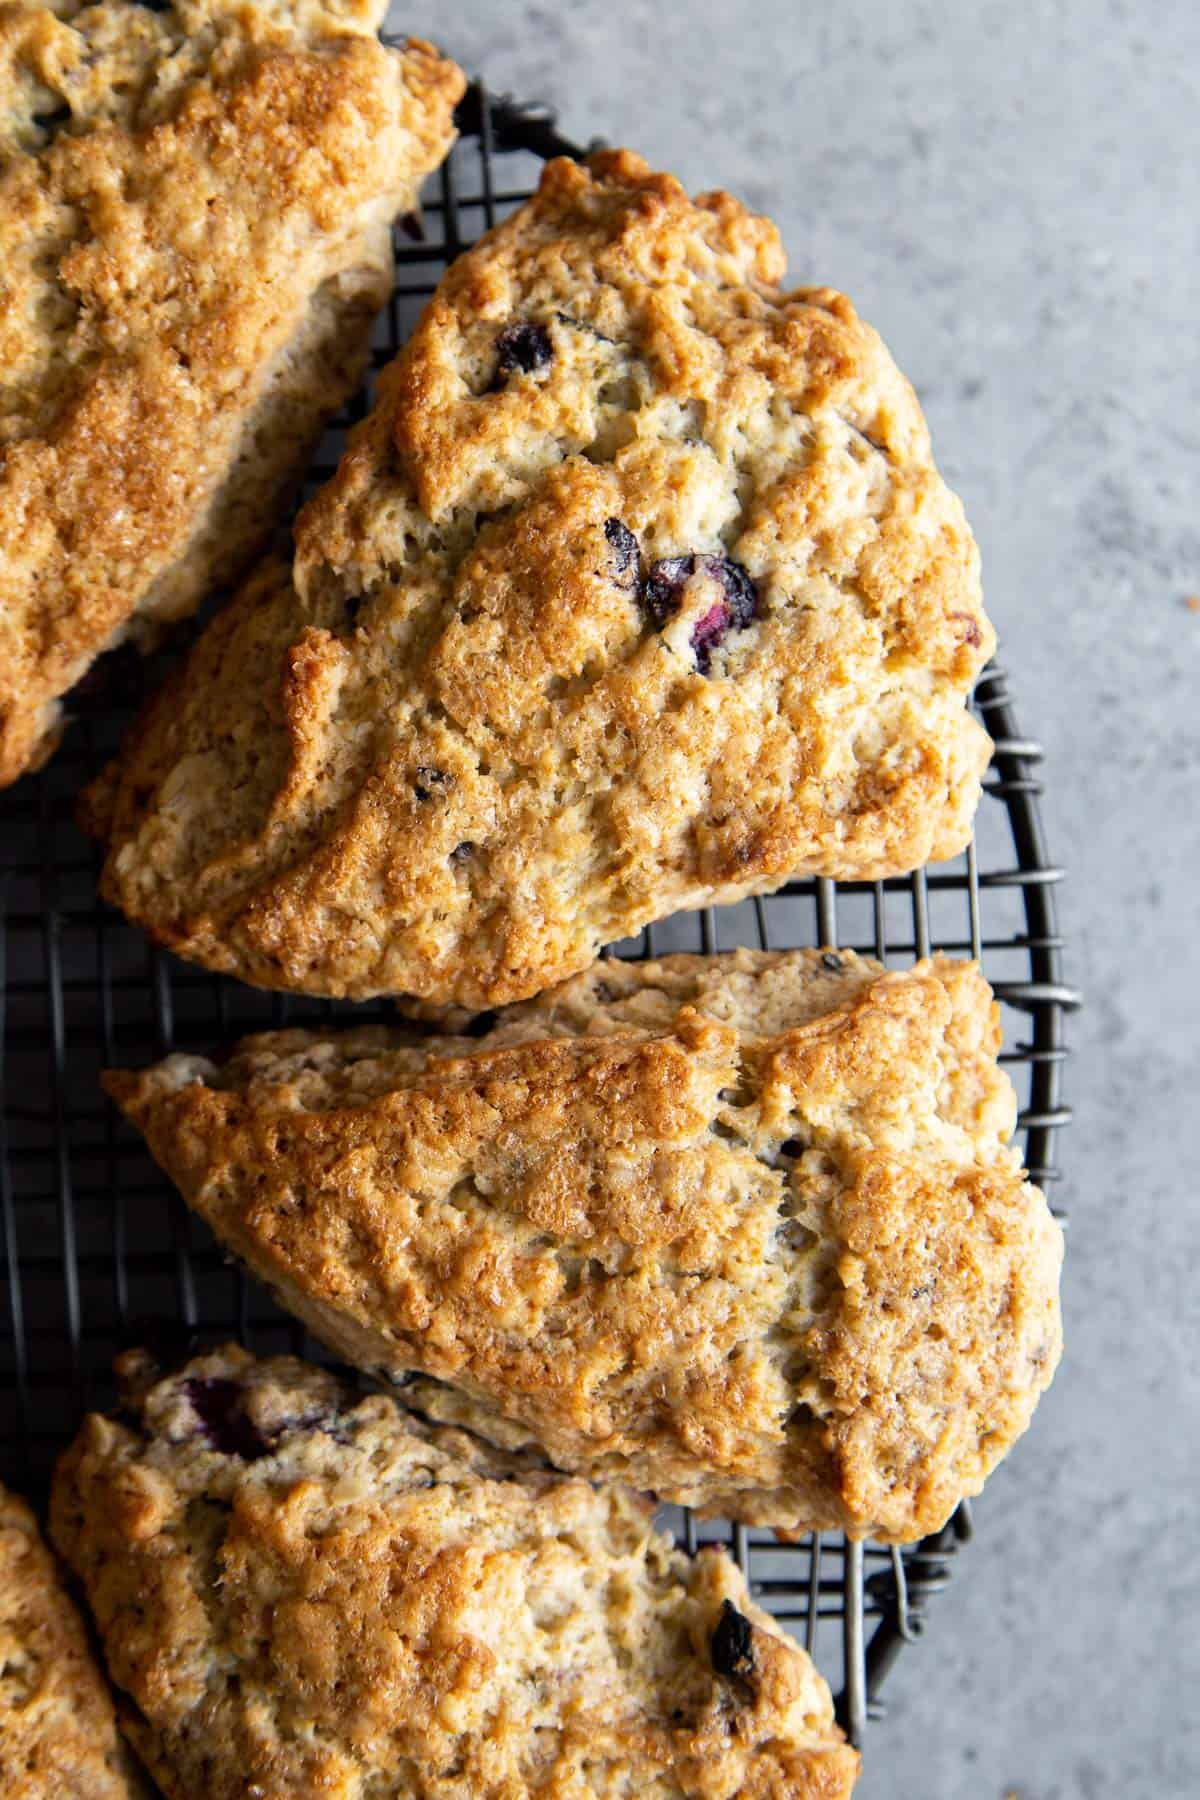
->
xmin=104 ymin=949 xmax=1063 ymax=1541
xmin=0 ymin=1482 xmax=145 ymax=1798
xmin=83 ymin=149 xmax=993 ymax=1005
xmin=0 ymin=0 xmax=464 ymax=785
xmin=51 ymin=1345 xmax=860 ymax=1799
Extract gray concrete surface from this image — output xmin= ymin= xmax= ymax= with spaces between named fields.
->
xmin=388 ymin=0 xmax=1199 ymax=1792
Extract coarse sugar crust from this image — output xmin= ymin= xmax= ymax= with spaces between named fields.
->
xmin=0 ymin=0 xmax=463 ymax=784
xmin=104 ymin=949 xmax=1063 ymax=1541
xmin=51 ymin=1344 xmax=859 ymax=1799
xmin=0 ymin=1480 xmax=146 ymax=1798
xmin=84 ymin=148 xmax=993 ymax=1005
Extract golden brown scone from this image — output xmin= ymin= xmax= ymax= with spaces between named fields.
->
xmin=84 ymin=149 xmax=993 ymax=1005
xmin=105 ymin=949 xmax=1062 ymax=1541
xmin=0 ymin=1482 xmax=146 ymax=1798
xmin=51 ymin=1345 xmax=860 ymax=1799
xmin=0 ymin=0 xmax=464 ymax=786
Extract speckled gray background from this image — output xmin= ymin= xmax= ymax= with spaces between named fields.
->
xmin=387 ymin=0 xmax=1199 ymax=1793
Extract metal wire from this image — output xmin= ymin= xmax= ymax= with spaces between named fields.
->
xmin=0 ymin=83 xmax=1076 ymax=1748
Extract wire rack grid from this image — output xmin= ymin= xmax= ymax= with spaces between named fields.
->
xmin=0 ymin=84 xmax=1077 ymax=1748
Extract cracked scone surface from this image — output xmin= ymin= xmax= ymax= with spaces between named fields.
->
xmin=51 ymin=1346 xmax=859 ymax=1800
xmin=0 ymin=1482 xmax=145 ymax=1798
xmin=106 ymin=950 xmax=1062 ymax=1540
xmin=0 ymin=0 xmax=464 ymax=785
xmin=86 ymin=149 xmax=993 ymax=1005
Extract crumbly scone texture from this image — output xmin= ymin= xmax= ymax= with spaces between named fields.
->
xmin=51 ymin=1345 xmax=859 ymax=1800
xmin=105 ymin=950 xmax=1062 ymax=1540
xmin=0 ymin=0 xmax=464 ymax=785
xmin=84 ymin=148 xmax=993 ymax=1004
xmin=0 ymin=1482 xmax=146 ymax=1798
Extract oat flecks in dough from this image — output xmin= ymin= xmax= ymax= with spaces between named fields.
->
xmin=0 ymin=1483 xmax=147 ymax=1798
xmin=104 ymin=949 xmax=1063 ymax=1541
xmin=0 ymin=0 xmax=464 ymax=784
xmin=85 ymin=149 xmax=994 ymax=1005
xmin=51 ymin=1345 xmax=860 ymax=1799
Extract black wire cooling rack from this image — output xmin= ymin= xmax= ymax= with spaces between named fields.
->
xmin=0 ymin=85 xmax=1078 ymax=1748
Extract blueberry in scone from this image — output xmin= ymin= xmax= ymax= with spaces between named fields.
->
xmin=0 ymin=0 xmax=463 ymax=785
xmin=641 ymin=552 xmax=760 ymax=671
xmin=0 ymin=1483 xmax=146 ymax=1797
xmin=103 ymin=950 xmax=1062 ymax=1541
xmin=51 ymin=1345 xmax=860 ymax=1799
xmin=83 ymin=149 xmax=994 ymax=1006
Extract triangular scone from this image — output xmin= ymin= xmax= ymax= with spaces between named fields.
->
xmin=0 ymin=0 xmax=463 ymax=785
xmin=105 ymin=950 xmax=1062 ymax=1541
xmin=84 ymin=150 xmax=992 ymax=1004
xmin=52 ymin=1346 xmax=860 ymax=1800
xmin=0 ymin=1483 xmax=147 ymax=1798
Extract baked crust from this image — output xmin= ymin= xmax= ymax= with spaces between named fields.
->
xmin=51 ymin=1345 xmax=860 ymax=1799
xmin=85 ymin=149 xmax=993 ymax=1004
xmin=0 ymin=0 xmax=464 ymax=784
xmin=0 ymin=1482 xmax=145 ymax=1798
xmin=105 ymin=949 xmax=1062 ymax=1540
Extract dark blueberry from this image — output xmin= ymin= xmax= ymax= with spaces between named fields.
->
xmin=709 ymin=558 xmax=758 ymax=632
xmin=642 ymin=555 xmax=692 ymax=631
xmin=33 ymin=103 xmax=71 ymax=135
xmin=492 ymin=321 xmax=553 ymax=385
xmin=413 ymin=766 xmax=451 ymax=802
xmin=949 ymin=611 xmax=983 ymax=648
xmin=184 ymin=1378 xmax=271 ymax=1460
xmin=642 ymin=554 xmax=759 ymax=672
xmin=690 ymin=602 xmax=731 ymax=675
xmin=450 ymin=840 xmax=475 ymax=865
xmin=778 ymin=1137 xmax=804 ymax=1158
xmin=820 ymin=952 xmax=844 ymax=973
xmin=604 ymin=517 xmax=640 ymax=589
xmin=710 ymin=1600 xmax=756 ymax=1680
xmin=592 ymin=979 xmax=617 ymax=1004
